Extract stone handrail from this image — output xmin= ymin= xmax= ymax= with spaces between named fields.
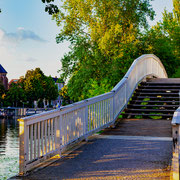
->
xmin=18 ymin=54 xmax=167 ymax=175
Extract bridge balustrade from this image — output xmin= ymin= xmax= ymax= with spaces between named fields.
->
xmin=18 ymin=54 xmax=167 ymax=175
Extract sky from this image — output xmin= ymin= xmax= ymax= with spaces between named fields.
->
xmin=0 ymin=0 xmax=174 ymax=81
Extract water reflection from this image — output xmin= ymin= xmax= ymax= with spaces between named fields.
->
xmin=0 ymin=118 xmax=19 ymax=180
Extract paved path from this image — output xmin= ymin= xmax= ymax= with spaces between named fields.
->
xmin=16 ymin=119 xmax=173 ymax=180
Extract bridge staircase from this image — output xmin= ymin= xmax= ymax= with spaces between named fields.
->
xmin=123 ymin=78 xmax=180 ymax=120
xmin=16 ymin=55 xmax=180 ymax=178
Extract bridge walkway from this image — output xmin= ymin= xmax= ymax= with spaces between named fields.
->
xmin=19 ymin=118 xmax=172 ymax=180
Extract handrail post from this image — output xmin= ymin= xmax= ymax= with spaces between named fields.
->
xmin=113 ymin=94 xmax=115 ymax=120
xmin=125 ymin=80 xmax=127 ymax=106
xmin=111 ymin=90 xmax=115 ymax=120
xmin=85 ymin=105 xmax=89 ymax=133
xmin=84 ymin=101 xmax=89 ymax=141
xmin=19 ymin=119 xmax=27 ymax=175
xmin=55 ymin=116 xmax=61 ymax=156
xmin=172 ymin=108 xmax=180 ymax=179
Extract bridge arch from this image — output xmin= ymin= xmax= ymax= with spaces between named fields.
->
xmin=111 ymin=54 xmax=167 ymax=119
xmin=18 ymin=54 xmax=168 ymax=175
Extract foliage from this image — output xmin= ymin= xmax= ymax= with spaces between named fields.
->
xmin=86 ymin=79 xmax=114 ymax=98
xmin=0 ymin=82 xmax=5 ymax=106
xmin=51 ymin=0 xmax=155 ymax=102
xmin=5 ymin=83 xmax=26 ymax=107
xmin=0 ymin=81 xmax=5 ymax=98
xmin=59 ymin=85 xmax=70 ymax=105
xmin=3 ymin=68 xmax=59 ymax=107
xmin=56 ymin=77 xmax=64 ymax=83
xmin=173 ymin=0 xmax=180 ymax=24
xmin=44 ymin=76 xmax=59 ymax=102
xmin=23 ymin=68 xmax=58 ymax=106
xmin=138 ymin=2 xmax=180 ymax=77
xmin=41 ymin=0 xmax=59 ymax=15
xmin=173 ymin=67 xmax=180 ymax=78
xmin=24 ymin=68 xmax=45 ymax=103
xmin=43 ymin=0 xmax=179 ymax=102
xmin=59 ymin=85 xmax=68 ymax=99
xmin=53 ymin=0 xmax=154 ymax=56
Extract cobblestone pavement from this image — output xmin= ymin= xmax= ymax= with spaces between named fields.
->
xmin=14 ymin=119 xmax=172 ymax=180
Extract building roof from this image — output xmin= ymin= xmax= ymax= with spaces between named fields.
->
xmin=52 ymin=77 xmax=58 ymax=83
xmin=0 ymin=64 xmax=7 ymax=73
xmin=9 ymin=79 xmax=19 ymax=85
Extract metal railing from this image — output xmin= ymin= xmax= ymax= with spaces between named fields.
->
xmin=18 ymin=54 xmax=168 ymax=175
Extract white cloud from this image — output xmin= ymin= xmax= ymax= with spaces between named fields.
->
xmin=17 ymin=27 xmax=25 ymax=30
xmin=26 ymin=57 xmax=38 ymax=62
xmin=0 ymin=27 xmax=63 ymax=81
xmin=0 ymin=28 xmax=47 ymax=45
xmin=0 ymin=28 xmax=42 ymax=80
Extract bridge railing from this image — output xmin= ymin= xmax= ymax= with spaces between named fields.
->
xmin=18 ymin=54 xmax=167 ymax=175
xmin=172 ymin=106 xmax=180 ymax=179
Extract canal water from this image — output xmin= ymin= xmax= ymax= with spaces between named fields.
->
xmin=0 ymin=117 xmax=19 ymax=180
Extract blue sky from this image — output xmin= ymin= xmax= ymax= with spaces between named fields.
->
xmin=0 ymin=0 xmax=174 ymax=80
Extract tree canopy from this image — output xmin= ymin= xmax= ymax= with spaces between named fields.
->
xmin=43 ymin=0 xmax=156 ymax=102
xmin=43 ymin=0 xmax=180 ymax=102
xmin=140 ymin=1 xmax=180 ymax=77
xmin=23 ymin=68 xmax=59 ymax=107
xmin=2 ymin=68 xmax=59 ymax=107
xmin=0 ymin=81 xmax=5 ymax=105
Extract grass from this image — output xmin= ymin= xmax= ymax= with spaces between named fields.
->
xmin=149 ymin=112 xmax=162 ymax=119
xmin=141 ymin=98 xmax=150 ymax=105
xmin=135 ymin=115 xmax=143 ymax=119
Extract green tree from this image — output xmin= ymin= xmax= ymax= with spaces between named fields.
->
xmin=50 ymin=0 xmax=155 ymax=102
xmin=23 ymin=68 xmax=58 ymax=107
xmin=24 ymin=68 xmax=45 ymax=105
xmin=53 ymin=0 xmax=154 ymax=57
xmin=5 ymin=83 xmax=26 ymax=107
xmin=0 ymin=82 xmax=5 ymax=106
xmin=41 ymin=0 xmax=59 ymax=15
xmin=173 ymin=0 xmax=180 ymax=23
xmin=44 ymin=76 xmax=59 ymax=104
xmin=139 ymin=1 xmax=180 ymax=77
xmin=0 ymin=82 xmax=5 ymax=97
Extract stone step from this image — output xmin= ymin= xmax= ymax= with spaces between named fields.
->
xmin=136 ymin=89 xmax=180 ymax=92
xmin=125 ymin=108 xmax=175 ymax=113
xmin=134 ymin=92 xmax=179 ymax=96
xmin=132 ymin=96 xmax=179 ymax=100
xmin=130 ymin=100 xmax=179 ymax=104
xmin=138 ymin=85 xmax=180 ymax=89
xmin=127 ymin=104 xmax=179 ymax=109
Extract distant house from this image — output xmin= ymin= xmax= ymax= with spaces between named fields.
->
xmin=52 ymin=77 xmax=64 ymax=91
xmin=8 ymin=79 xmax=19 ymax=88
xmin=0 ymin=64 xmax=8 ymax=90
xmin=52 ymin=77 xmax=65 ymax=107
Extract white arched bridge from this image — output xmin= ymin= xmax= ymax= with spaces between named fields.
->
xmin=17 ymin=54 xmax=180 ymax=179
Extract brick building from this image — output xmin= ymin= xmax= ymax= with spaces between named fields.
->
xmin=0 ymin=64 xmax=8 ymax=90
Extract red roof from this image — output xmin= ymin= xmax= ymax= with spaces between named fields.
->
xmin=8 ymin=79 xmax=19 ymax=85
